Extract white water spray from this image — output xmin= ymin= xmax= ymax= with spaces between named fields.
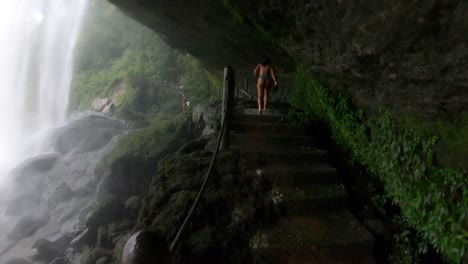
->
xmin=0 ymin=0 xmax=88 ymax=184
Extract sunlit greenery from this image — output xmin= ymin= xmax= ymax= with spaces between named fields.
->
xmin=71 ymin=0 xmax=219 ymax=117
xmin=291 ymin=67 xmax=467 ymax=263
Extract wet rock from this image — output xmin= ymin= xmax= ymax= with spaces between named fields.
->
xmin=13 ymin=153 xmax=59 ymax=176
xmin=97 ymin=226 xmax=110 ymax=248
xmin=102 ymin=103 xmax=115 ymax=115
xmin=96 ymin=156 xmax=152 ymax=199
xmin=7 ymin=212 xmax=50 ymax=240
xmin=108 ymin=219 xmax=134 ymax=239
xmin=33 ymin=239 xmax=63 ymax=262
xmin=92 ymin=98 xmax=110 ymax=112
xmin=53 ymin=114 xmax=125 ymax=154
xmin=3 ymin=258 xmax=32 ymax=264
xmin=49 ymin=257 xmax=68 ymax=264
xmin=113 ymin=234 xmax=131 ymax=264
xmin=176 ymin=137 xmax=209 ymax=155
xmin=33 ymin=235 xmax=72 ymax=262
xmin=78 ymin=249 xmax=93 ymax=264
xmin=364 ymin=219 xmax=390 ymax=242
xmin=85 ymin=196 xmax=123 ymax=231
xmin=204 ymin=138 xmax=218 ymax=153
xmin=122 ymin=231 xmax=171 ymax=264
xmin=95 ymin=257 xmax=110 ymax=264
xmin=70 ymin=228 xmax=94 ymax=249
xmin=48 ymin=182 xmax=72 ymax=207
xmin=124 ymin=196 xmax=142 ymax=216
xmin=92 ymin=247 xmax=112 ymax=259
xmin=192 ymin=101 xmax=221 ymax=137
xmin=134 ymin=150 xmax=274 ymax=262
xmin=6 ymin=153 xmax=59 ymax=216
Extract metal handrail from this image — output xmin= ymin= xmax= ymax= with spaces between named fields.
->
xmin=168 ymin=109 xmax=228 ymax=252
xmin=169 ymin=66 xmax=234 ymax=252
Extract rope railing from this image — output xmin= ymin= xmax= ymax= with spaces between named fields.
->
xmin=169 ymin=66 xmax=235 ymax=252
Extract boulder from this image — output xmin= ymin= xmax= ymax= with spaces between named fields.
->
xmin=3 ymin=259 xmax=32 ymax=264
xmin=122 ymin=231 xmax=171 ymax=264
xmin=92 ymin=98 xmax=110 ymax=112
xmin=7 ymin=212 xmax=50 ymax=240
xmin=124 ymin=196 xmax=142 ymax=216
xmin=6 ymin=153 xmax=59 ymax=216
xmin=95 ymin=257 xmax=110 ymax=264
xmin=204 ymin=138 xmax=219 ymax=154
xmin=48 ymin=182 xmax=72 ymax=207
xmin=32 ymin=239 xmax=63 ymax=262
xmin=12 ymin=153 xmax=59 ymax=177
xmin=78 ymin=248 xmax=93 ymax=264
xmin=70 ymin=228 xmax=94 ymax=249
xmin=33 ymin=235 xmax=72 ymax=262
xmin=97 ymin=226 xmax=110 ymax=248
xmin=102 ymin=103 xmax=115 ymax=115
xmin=176 ymin=137 xmax=209 ymax=155
xmin=192 ymin=101 xmax=221 ymax=137
xmin=53 ymin=114 xmax=125 ymax=154
xmin=364 ymin=219 xmax=391 ymax=243
xmin=85 ymin=196 xmax=123 ymax=231
xmin=49 ymin=258 xmax=67 ymax=264
xmin=92 ymin=247 xmax=112 ymax=259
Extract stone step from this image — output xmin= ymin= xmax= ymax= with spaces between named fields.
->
xmin=253 ymin=211 xmax=375 ymax=263
xmin=258 ymin=164 xmax=338 ymax=186
xmin=231 ymin=146 xmax=328 ymax=165
xmin=242 ymin=107 xmax=288 ymax=116
xmin=231 ymin=122 xmax=306 ymax=136
xmin=272 ymin=185 xmax=348 ymax=215
xmin=230 ymin=133 xmax=315 ymax=148
xmin=232 ymin=112 xmax=284 ymax=124
xmin=237 ymin=101 xmax=292 ymax=111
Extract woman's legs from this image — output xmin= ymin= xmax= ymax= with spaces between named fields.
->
xmin=257 ymin=78 xmax=265 ymax=114
xmin=263 ymin=80 xmax=272 ymax=109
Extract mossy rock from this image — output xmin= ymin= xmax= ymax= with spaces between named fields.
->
xmin=136 ymin=150 xmax=276 ymax=263
xmin=86 ymin=196 xmax=124 ymax=231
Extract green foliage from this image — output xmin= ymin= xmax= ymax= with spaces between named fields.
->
xmin=109 ymin=114 xmax=183 ymax=162
xmin=401 ymin=114 xmax=468 ymax=171
xmin=71 ymin=1 xmax=218 ymax=115
xmin=177 ymin=54 xmax=221 ymax=104
xmin=291 ymin=68 xmax=468 ymax=263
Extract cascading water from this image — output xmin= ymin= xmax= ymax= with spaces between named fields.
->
xmin=0 ymin=0 xmax=88 ymax=186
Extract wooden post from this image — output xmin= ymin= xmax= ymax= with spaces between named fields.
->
xmin=221 ymin=66 xmax=235 ymax=150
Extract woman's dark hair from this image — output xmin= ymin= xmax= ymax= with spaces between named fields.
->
xmin=261 ymin=57 xmax=271 ymax=66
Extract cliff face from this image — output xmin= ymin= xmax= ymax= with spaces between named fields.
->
xmin=109 ymin=0 xmax=468 ymax=118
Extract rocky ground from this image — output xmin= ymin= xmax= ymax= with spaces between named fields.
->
xmin=0 ymin=101 xmax=274 ymax=264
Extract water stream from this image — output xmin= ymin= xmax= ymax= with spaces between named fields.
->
xmin=0 ymin=0 xmax=88 ymax=190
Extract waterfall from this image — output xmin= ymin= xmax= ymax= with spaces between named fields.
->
xmin=0 ymin=0 xmax=88 ymax=183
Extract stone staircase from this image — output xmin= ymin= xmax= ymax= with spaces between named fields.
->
xmin=230 ymin=103 xmax=375 ymax=264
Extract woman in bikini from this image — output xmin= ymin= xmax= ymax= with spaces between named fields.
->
xmin=253 ymin=58 xmax=278 ymax=114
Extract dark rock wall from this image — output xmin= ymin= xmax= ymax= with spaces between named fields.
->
xmin=109 ymin=0 xmax=468 ymax=117
xmin=247 ymin=0 xmax=468 ymax=117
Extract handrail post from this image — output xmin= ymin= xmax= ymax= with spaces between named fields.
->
xmin=221 ymin=66 xmax=235 ymax=150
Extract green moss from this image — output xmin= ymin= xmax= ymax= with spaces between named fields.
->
xmin=290 ymin=67 xmax=467 ymax=263
xmin=401 ymin=114 xmax=468 ymax=171
xmin=222 ymin=0 xmax=245 ymax=23
xmin=95 ymin=113 xmax=189 ymax=176
xmin=79 ymin=247 xmax=93 ymax=264
xmin=135 ymin=150 xmax=275 ymax=263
